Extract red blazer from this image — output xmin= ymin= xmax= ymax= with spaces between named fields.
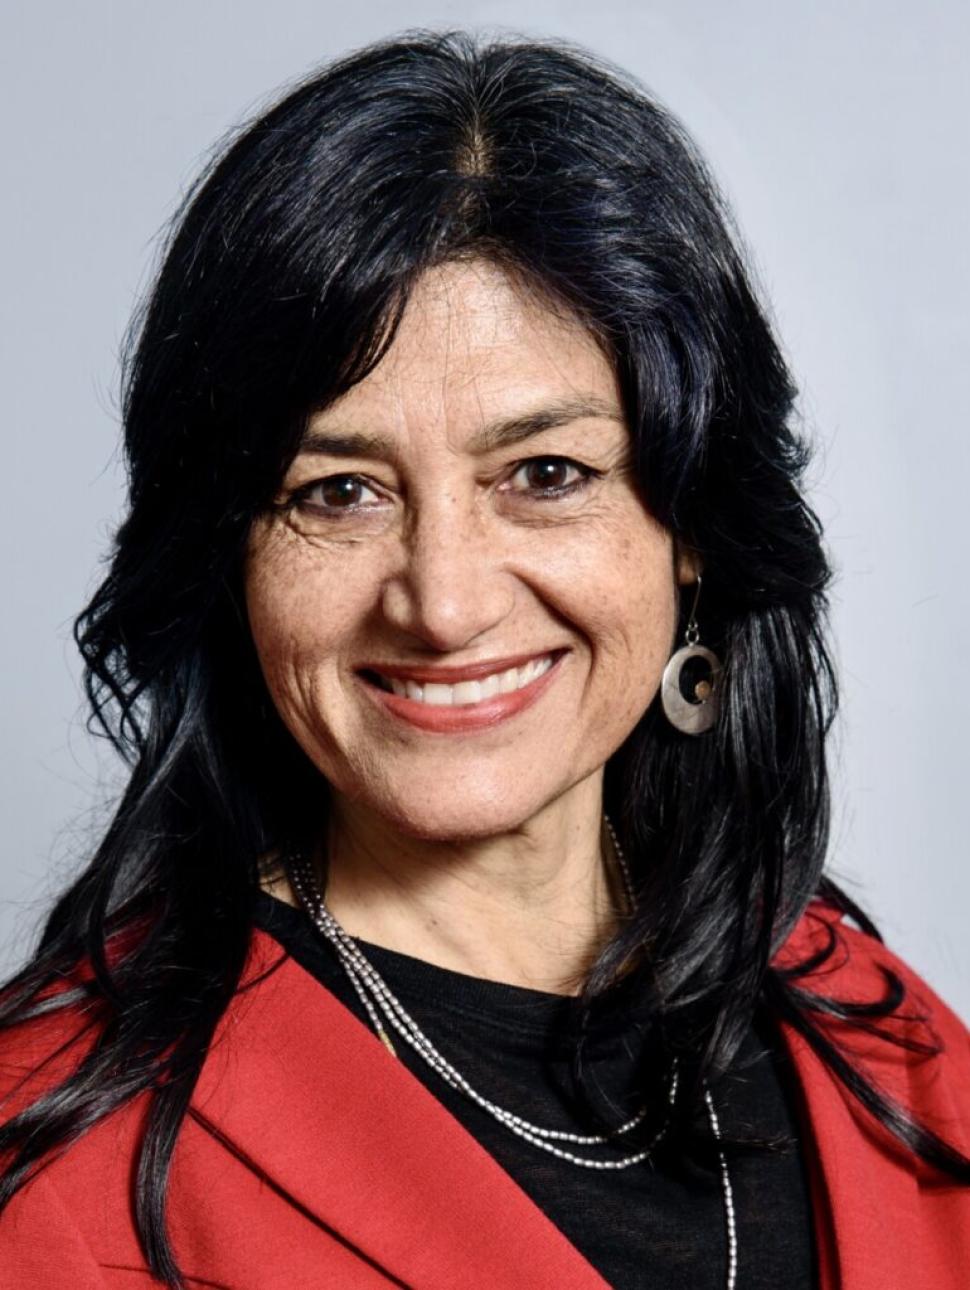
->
xmin=0 ymin=902 xmax=968 ymax=1288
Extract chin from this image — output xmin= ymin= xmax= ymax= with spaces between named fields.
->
xmin=378 ymin=801 xmax=540 ymax=844
xmin=343 ymin=777 xmax=573 ymax=843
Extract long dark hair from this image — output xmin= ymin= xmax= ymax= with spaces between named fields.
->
xmin=1 ymin=29 xmax=966 ymax=1287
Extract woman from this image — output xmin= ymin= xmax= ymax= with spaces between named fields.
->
xmin=0 ymin=29 xmax=967 ymax=1290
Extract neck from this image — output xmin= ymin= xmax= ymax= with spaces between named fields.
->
xmin=290 ymin=785 xmax=628 ymax=996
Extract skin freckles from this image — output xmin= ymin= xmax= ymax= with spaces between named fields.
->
xmin=245 ymin=257 xmax=696 ymax=991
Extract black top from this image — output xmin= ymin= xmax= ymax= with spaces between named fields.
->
xmin=253 ymin=891 xmax=817 ymax=1289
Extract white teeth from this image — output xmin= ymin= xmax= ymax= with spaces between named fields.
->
xmin=423 ymin=683 xmax=454 ymax=706
xmin=378 ymin=654 xmax=555 ymax=706
xmin=498 ymin=667 xmax=519 ymax=694
xmin=452 ymin=680 xmax=482 ymax=705
xmin=479 ymin=673 xmax=501 ymax=700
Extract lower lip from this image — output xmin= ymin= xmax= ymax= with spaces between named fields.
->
xmin=359 ymin=654 xmax=565 ymax=733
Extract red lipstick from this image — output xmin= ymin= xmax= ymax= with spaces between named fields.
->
xmin=357 ymin=651 xmax=565 ymax=734
xmin=357 ymin=650 xmax=558 ymax=685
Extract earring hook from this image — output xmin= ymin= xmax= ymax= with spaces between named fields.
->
xmin=685 ymin=574 xmax=703 ymax=647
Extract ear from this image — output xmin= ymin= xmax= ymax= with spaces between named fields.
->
xmin=674 ymin=541 xmax=702 ymax=587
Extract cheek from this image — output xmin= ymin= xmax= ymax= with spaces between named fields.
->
xmin=598 ymin=572 xmax=677 ymax=725
xmin=616 ymin=536 xmax=679 ymax=659
xmin=534 ymin=513 xmax=677 ymax=677
xmin=243 ymin=529 xmax=369 ymax=712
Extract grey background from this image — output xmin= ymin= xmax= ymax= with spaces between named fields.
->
xmin=2 ymin=2 xmax=967 ymax=1019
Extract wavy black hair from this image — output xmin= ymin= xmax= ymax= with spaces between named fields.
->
xmin=1 ymin=28 xmax=967 ymax=1288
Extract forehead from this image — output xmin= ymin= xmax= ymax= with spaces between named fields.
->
xmin=307 ymin=259 xmax=622 ymax=449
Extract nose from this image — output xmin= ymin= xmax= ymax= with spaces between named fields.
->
xmin=379 ymin=493 xmax=516 ymax=652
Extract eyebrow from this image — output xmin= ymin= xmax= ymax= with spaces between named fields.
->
xmin=298 ymin=396 xmax=623 ymax=459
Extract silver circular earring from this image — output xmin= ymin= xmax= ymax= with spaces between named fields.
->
xmin=661 ymin=575 xmax=723 ymax=735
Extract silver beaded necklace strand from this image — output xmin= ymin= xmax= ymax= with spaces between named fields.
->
xmin=287 ymin=816 xmax=738 ymax=1289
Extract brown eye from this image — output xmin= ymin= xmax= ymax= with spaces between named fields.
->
xmin=525 ymin=459 xmax=570 ymax=489
xmin=320 ymin=477 xmax=364 ymax=507
xmin=507 ymin=456 xmax=592 ymax=496
xmin=304 ymin=475 xmax=381 ymax=511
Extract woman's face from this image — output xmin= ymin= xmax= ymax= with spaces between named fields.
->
xmin=245 ymin=259 xmax=694 ymax=840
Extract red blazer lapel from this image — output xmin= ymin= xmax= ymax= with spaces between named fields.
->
xmin=776 ymin=905 xmax=970 ymax=1290
xmin=189 ymin=908 xmax=970 ymax=1288
xmin=191 ymin=928 xmax=608 ymax=1289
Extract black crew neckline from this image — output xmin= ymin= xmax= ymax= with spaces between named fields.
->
xmin=253 ymin=888 xmax=624 ymax=1044
xmin=250 ymin=889 xmax=817 ymax=1290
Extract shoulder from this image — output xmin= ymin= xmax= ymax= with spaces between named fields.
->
xmin=775 ymin=898 xmax=970 ymax=1154
xmin=0 ymin=987 xmax=153 ymax=1278
xmin=779 ymin=897 xmax=967 ymax=1037
xmin=0 ymin=977 xmax=103 ymax=1125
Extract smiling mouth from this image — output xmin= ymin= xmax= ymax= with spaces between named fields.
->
xmin=360 ymin=653 xmax=558 ymax=707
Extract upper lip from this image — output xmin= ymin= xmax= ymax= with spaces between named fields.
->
xmin=358 ymin=649 xmax=564 ymax=685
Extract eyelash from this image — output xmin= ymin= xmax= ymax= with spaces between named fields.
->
xmin=285 ymin=455 xmax=600 ymax=517
xmin=502 ymin=456 xmax=600 ymax=498
xmin=286 ymin=475 xmax=385 ymax=516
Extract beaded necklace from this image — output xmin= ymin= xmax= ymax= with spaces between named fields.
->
xmin=286 ymin=817 xmax=737 ymax=1288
